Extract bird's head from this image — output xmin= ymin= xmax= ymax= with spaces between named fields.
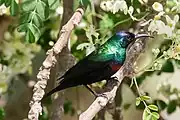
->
xmin=116 ymin=31 xmax=152 ymax=48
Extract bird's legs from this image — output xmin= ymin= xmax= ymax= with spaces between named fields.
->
xmin=84 ymin=85 xmax=99 ymax=97
xmin=84 ymin=85 xmax=108 ymax=99
xmin=84 ymin=77 xmax=118 ymax=98
xmin=108 ymin=76 xmax=118 ymax=81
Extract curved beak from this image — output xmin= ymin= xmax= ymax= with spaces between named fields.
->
xmin=135 ymin=34 xmax=154 ymax=39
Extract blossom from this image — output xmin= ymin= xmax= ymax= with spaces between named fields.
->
xmin=154 ymin=11 xmax=165 ymax=20
xmin=152 ymin=2 xmax=163 ymax=12
xmin=112 ymin=0 xmax=128 ymax=14
xmin=56 ymin=6 xmax=63 ymax=15
xmin=128 ymin=6 xmax=137 ymax=20
xmin=148 ymin=20 xmax=173 ymax=37
xmin=165 ymin=15 xmax=179 ymax=30
xmin=100 ymin=0 xmax=128 ymax=14
xmin=100 ymin=1 xmax=113 ymax=12
xmin=0 ymin=4 xmax=7 ymax=16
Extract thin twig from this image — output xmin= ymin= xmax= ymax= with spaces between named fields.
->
xmin=79 ymin=38 xmax=148 ymax=120
xmin=28 ymin=8 xmax=84 ymax=120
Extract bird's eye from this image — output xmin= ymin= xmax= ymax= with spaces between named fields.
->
xmin=127 ymin=35 xmax=131 ymax=39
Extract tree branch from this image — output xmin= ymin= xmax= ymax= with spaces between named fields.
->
xmin=28 ymin=8 xmax=84 ymax=120
xmin=79 ymin=38 xmax=148 ymax=120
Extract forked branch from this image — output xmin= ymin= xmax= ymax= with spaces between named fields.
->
xmin=28 ymin=8 xmax=84 ymax=120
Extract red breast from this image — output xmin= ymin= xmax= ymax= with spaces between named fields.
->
xmin=110 ymin=64 xmax=122 ymax=71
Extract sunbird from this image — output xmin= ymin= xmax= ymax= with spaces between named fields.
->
xmin=44 ymin=31 xmax=151 ymax=97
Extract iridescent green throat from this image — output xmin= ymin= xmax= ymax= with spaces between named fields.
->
xmin=88 ymin=35 xmax=127 ymax=64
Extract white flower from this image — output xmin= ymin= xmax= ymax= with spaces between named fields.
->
xmin=148 ymin=20 xmax=165 ymax=32
xmin=106 ymin=1 xmax=114 ymax=12
xmin=100 ymin=1 xmax=113 ymax=12
xmin=152 ymin=2 xmax=163 ymax=12
xmin=100 ymin=1 xmax=107 ymax=11
xmin=154 ymin=11 xmax=165 ymax=20
xmin=0 ymin=4 xmax=7 ymax=16
xmin=152 ymin=48 xmax=160 ymax=56
xmin=78 ymin=22 xmax=87 ymax=28
xmin=100 ymin=0 xmax=128 ymax=14
xmin=158 ymin=25 xmax=172 ymax=37
xmin=165 ymin=15 xmax=179 ymax=30
xmin=56 ymin=6 xmax=63 ymax=15
xmin=49 ymin=41 xmax=54 ymax=46
xmin=112 ymin=0 xmax=128 ymax=14
xmin=148 ymin=20 xmax=173 ymax=37
xmin=128 ymin=6 xmax=137 ymax=20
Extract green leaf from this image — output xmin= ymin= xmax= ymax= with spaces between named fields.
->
xmin=28 ymin=23 xmax=41 ymax=42
xmin=19 ymin=12 xmax=32 ymax=24
xmin=136 ymin=97 xmax=141 ymax=106
xmin=48 ymin=0 xmax=59 ymax=10
xmin=32 ymin=13 xmax=43 ymax=27
xmin=0 ymin=0 xmax=5 ymax=5
xmin=0 ymin=108 xmax=5 ymax=120
xmin=10 ymin=0 xmax=18 ymax=16
xmin=21 ymin=0 xmax=36 ymax=11
xmin=44 ymin=4 xmax=49 ymax=19
xmin=143 ymin=108 xmax=150 ymax=120
xmin=36 ymin=1 xmax=48 ymax=20
xmin=17 ymin=23 xmax=28 ymax=32
xmin=155 ymin=100 xmax=167 ymax=111
xmin=99 ymin=14 xmax=114 ymax=31
xmin=79 ymin=0 xmax=90 ymax=8
xmin=161 ymin=60 xmax=174 ymax=73
xmin=146 ymin=115 xmax=152 ymax=120
xmin=148 ymin=105 xmax=158 ymax=111
xmin=167 ymin=100 xmax=177 ymax=114
xmin=4 ymin=0 xmax=11 ymax=7
xmin=26 ymin=29 xmax=35 ymax=43
xmin=151 ymin=112 xmax=160 ymax=119
xmin=141 ymin=95 xmax=151 ymax=101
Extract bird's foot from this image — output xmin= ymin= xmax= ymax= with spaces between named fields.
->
xmin=109 ymin=76 xmax=118 ymax=81
xmin=94 ymin=93 xmax=108 ymax=100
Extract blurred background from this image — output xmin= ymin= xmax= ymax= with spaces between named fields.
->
xmin=0 ymin=0 xmax=180 ymax=120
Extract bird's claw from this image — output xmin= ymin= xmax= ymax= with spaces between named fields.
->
xmin=94 ymin=93 xmax=108 ymax=100
xmin=110 ymin=77 xmax=118 ymax=81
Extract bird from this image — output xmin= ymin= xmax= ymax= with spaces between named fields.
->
xmin=44 ymin=31 xmax=151 ymax=98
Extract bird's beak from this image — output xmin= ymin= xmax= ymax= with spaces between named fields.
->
xmin=135 ymin=34 xmax=154 ymax=39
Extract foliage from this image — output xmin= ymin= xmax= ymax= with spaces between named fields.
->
xmin=0 ymin=108 xmax=5 ymax=120
xmin=0 ymin=30 xmax=40 ymax=94
xmin=0 ymin=0 xmax=18 ymax=16
xmin=0 ymin=0 xmax=59 ymax=43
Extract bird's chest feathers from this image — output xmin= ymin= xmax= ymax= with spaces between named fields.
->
xmin=89 ymin=45 xmax=126 ymax=64
xmin=108 ymin=46 xmax=126 ymax=63
xmin=110 ymin=62 xmax=122 ymax=71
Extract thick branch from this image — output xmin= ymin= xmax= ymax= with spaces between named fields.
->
xmin=28 ymin=8 xmax=84 ymax=120
xmin=79 ymin=38 xmax=148 ymax=120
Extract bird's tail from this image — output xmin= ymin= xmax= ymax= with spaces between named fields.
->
xmin=43 ymin=85 xmax=64 ymax=99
